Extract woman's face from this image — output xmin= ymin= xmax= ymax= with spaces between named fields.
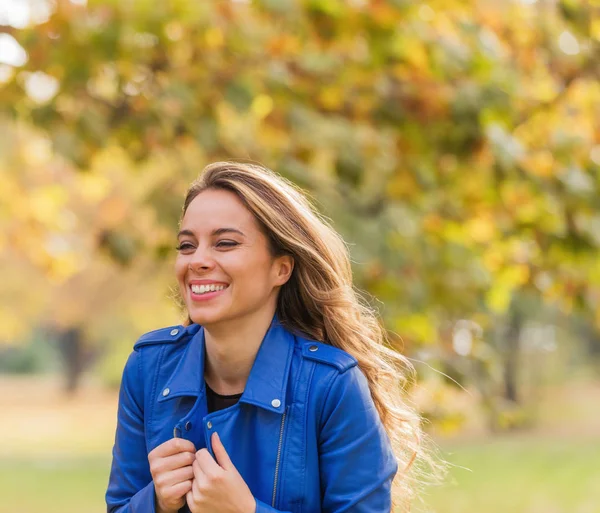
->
xmin=175 ymin=188 xmax=293 ymax=328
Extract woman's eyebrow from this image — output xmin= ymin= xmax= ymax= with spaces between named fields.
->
xmin=177 ymin=229 xmax=195 ymax=239
xmin=177 ymin=228 xmax=245 ymax=238
xmin=212 ymin=227 xmax=245 ymax=237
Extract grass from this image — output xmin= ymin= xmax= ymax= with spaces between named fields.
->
xmin=419 ymin=436 xmax=600 ymax=513
xmin=1 ymin=436 xmax=599 ymax=513
xmin=0 ymin=375 xmax=598 ymax=513
xmin=0 ymin=457 xmax=111 ymax=513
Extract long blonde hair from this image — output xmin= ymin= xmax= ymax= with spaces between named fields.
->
xmin=180 ymin=161 xmax=442 ymax=510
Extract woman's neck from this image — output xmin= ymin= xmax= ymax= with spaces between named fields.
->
xmin=203 ymin=307 xmax=276 ymax=396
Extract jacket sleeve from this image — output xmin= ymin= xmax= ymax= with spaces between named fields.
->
xmin=105 ymin=350 xmax=157 ymax=513
xmin=254 ymin=499 xmax=291 ymax=513
xmin=318 ymin=365 xmax=399 ymax=513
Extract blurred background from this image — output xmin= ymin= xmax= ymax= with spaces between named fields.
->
xmin=1 ymin=0 xmax=599 ymax=511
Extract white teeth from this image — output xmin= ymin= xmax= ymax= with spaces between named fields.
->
xmin=191 ymin=284 xmax=226 ymax=295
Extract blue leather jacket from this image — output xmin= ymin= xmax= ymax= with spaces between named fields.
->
xmin=106 ymin=316 xmax=398 ymax=513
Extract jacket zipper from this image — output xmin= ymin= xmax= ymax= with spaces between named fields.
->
xmin=271 ymin=410 xmax=287 ymax=507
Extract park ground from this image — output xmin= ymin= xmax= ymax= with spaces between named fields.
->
xmin=0 ymin=375 xmax=598 ymax=513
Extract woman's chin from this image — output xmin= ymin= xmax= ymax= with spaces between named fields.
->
xmin=188 ymin=307 xmax=227 ymax=327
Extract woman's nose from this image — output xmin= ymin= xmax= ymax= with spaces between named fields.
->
xmin=188 ymin=246 xmax=215 ymax=271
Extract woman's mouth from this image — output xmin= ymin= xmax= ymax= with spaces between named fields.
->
xmin=189 ymin=283 xmax=229 ymax=301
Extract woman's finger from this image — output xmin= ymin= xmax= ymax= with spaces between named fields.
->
xmin=186 ymin=485 xmax=200 ymax=510
xmin=170 ymin=479 xmax=193 ymax=498
xmin=211 ymin=432 xmax=234 ymax=471
xmin=195 ymin=448 xmax=221 ymax=478
xmin=154 ymin=465 xmax=193 ymax=490
xmin=162 ymin=449 xmax=196 ymax=471
xmin=155 ymin=478 xmax=192 ymax=512
xmin=193 ymin=459 xmax=211 ymax=493
xmin=149 ymin=437 xmax=196 ymax=459
xmin=150 ymin=450 xmax=194 ymax=478
xmin=163 ymin=465 xmax=195 ymax=487
xmin=186 ymin=489 xmax=195 ymax=509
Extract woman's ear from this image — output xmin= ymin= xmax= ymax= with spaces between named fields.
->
xmin=274 ymin=255 xmax=294 ymax=286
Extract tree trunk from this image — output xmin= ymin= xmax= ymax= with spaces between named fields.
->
xmin=504 ymin=301 xmax=523 ymax=404
xmin=56 ymin=326 xmax=85 ymax=394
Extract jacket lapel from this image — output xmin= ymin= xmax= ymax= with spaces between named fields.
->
xmin=238 ymin=316 xmax=294 ymax=414
xmin=158 ymin=315 xmax=294 ymax=412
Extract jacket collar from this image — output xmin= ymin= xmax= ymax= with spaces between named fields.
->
xmin=159 ymin=315 xmax=293 ymax=414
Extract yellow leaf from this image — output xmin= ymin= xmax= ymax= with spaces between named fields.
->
xmin=97 ymin=196 xmax=128 ymax=228
xmin=79 ymin=174 xmax=111 ymax=203
xmin=251 ymin=94 xmax=274 ymax=120
xmin=319 ymin=87 xmax=343 ymax=110
xmin=483 ymin=248 xmax=504 ymax=272
xmin=29 ymin=186 xmax=68 ymax=224
xmin=205 ymin=28 xmax=224 ymax=48
xmin=521 ymin=150 xmax=555 ymax=178
xmin=310 ymin=148 xmax=336 ymax=183
xmin=486 ymin=282 xmax=512 ymax=313
xmin=466 ymin=215 xmax=496 ymax=244
xmin=0 ymin=309 xmax=26 ymax=343
xmin=48 ymin=252 xmax=82 ymax=284
xmin=422 ymin=213 xmax=443 ymax=233
xmin=22 ymin=136 xmax=53 ymax=166
xmin=386 ymin=172 xmax=418 ymax=199
xmin=395 ymin=313 xmax=436 ymax=344
xmin=592 ymin=17 xmax=600 ymax=41
xmin=501 ymin=265 xmax=530 ymax=287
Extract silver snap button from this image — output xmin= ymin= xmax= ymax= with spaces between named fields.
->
xmin=170 ymin=328 xmax=179 ymax=336
xmin=309 ymin=345 xmax=318 ymax=352
xmin=271 ymin=399 xmax=281 ymax=408
xmin=162 ymin=388 xmax=170 ymax=397
xmin=207 ymin=421 xmax=212 ymax=429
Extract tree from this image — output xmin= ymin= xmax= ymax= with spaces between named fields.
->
xmin=2 ymin=0 xmax=600 ymax=425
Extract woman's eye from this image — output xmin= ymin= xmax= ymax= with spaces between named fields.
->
xmin=175 ymin=242 xmax=195 ymax=252
xmin=216 ymin=240 xmax=239 ymax=248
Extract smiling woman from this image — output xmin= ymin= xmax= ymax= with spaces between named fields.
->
xmin=105 ymin=162 xmax=439 ymax=513
xmin=174 ymin=188 xmax=294 ymax=335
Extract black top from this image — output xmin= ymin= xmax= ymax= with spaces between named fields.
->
xmin=205 ymin=381 xmax=243 ymax=413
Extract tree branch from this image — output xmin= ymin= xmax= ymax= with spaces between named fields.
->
xmin=0 ymin=25 xmax=17 ymax=36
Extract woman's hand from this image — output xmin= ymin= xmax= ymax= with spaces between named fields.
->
xmin=186 ymin=432 xmax=256 ymax=513
xmin=148 ymin=438 xmax=196 ymax=513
